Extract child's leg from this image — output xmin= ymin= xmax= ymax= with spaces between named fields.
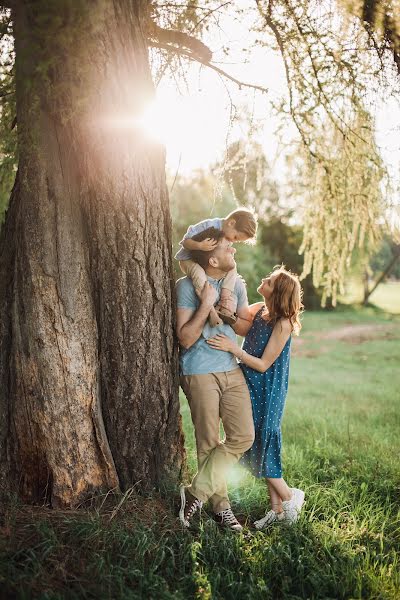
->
xmin=179 ymin=260 xmax=222 ymax=327
xmin=179 ymin=260 xmax=207 ymax=291
xmin=215 ymin=267 xmax=238 ymax=324
xmin=221 ymin=266 xmax=237 ymax=294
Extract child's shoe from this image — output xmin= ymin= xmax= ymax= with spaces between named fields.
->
xmin=208 ymin=306 xmax=223 ymax=327
xmin=216 ymin=307 xmax=237 ymax=326
xmin=215 ymin=288 xmax=237 ymax=326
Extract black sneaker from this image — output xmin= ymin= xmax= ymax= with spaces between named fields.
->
xmin=214 ymin=508 xmax=243 ymax=532
xmin=179 ymin=486 xmax=203 ymax=527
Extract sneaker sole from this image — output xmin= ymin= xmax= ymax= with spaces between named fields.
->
xmin=292 ymin=488 xmax=305 ymax=512
xmin=179 ymin=485 xmax=189 ymax=527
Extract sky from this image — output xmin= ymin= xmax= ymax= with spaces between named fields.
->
xmin=141 ymin=2 xmax=400 ymax=211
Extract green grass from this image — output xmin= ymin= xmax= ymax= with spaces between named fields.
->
xmin=1 ymin=307 xmax=400 ymax=599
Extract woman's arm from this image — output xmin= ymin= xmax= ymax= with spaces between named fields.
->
xmin=232 ymin=302 xmax=265 ymax=336
xmin=207 ymin=318 xmax=292 ymax=373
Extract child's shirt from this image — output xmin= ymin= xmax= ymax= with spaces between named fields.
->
xmin=175 ymin=217 xmax=223 ymax=261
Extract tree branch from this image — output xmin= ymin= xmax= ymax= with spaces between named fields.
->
xmin=147 ymin=20 xmax=268 ymax=94
xmin=148 ymin=41 xmax=268 ymax=93
xmin=147 ymin=21 xmax=213 ymax=62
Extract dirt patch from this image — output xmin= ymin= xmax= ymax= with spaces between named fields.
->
xmin=292 ymin=323 xmax=399 ymax=357
xmin=322 ymin=324 xmax=397 ymax=344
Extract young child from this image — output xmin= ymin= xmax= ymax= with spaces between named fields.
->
xmin=175 ymin=208 xmax=258 ymax=327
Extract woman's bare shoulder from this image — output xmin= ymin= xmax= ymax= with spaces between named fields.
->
xmin=248 ymin=302 xmax=264 ymax=317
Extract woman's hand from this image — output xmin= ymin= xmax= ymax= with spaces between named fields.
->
xmin=207 ymin=334 xmax=240 ymax=355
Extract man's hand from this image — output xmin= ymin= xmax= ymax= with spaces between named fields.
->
xmin=196 ymin=237 xmax=218 ymax=251
xmin=199 ymin=282 xmax=217 ymax=308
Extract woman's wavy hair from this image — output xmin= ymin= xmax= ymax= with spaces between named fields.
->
xmin=262 ymin=265 xmax=304 ymax=335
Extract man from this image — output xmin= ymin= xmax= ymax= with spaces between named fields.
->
xmin=176 ymin=227 xmax=255 ymax=531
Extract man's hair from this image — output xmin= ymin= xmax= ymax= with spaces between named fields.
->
xmin=226 ymin=207 xmax=258 ymax=240
xmin=190 ymin=227 xmax=225 ymax=269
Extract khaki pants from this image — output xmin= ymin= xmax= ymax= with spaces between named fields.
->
xmin=180 ymin=368 xmax=255 ymax=513
xmin=179 ymin=259 xmax=237 ymax=294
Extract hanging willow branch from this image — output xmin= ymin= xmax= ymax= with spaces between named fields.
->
xmin=254 ymin=0 xmax=394 ymax=304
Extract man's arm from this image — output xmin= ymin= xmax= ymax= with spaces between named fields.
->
xmin=176 ymin=283 xmax=217 ymax=349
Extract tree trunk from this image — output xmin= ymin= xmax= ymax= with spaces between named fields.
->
xmin=0 ymin=0 xmax=184 ymax=507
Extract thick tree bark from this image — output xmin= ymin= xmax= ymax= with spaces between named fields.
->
xmin=0 ymin=0 xmax=184 ymax=507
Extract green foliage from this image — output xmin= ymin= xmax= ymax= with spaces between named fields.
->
xmin=170 ymin=168 xmax=276 ymax=303
xmin=296 ymin=110 xmax=386 ymax=305
xmin=252 ymin=1 xmax=396 ymax=305
xmin=260 ymin=218 xmax=323 ymax=309
xmin=169 ymin=146 xmax=324 ymax=307
xmin=1 ymin=308 xmax=399 ymax=598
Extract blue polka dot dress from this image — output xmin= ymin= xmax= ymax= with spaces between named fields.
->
xmin=240 ymin=308 xmax=291 ymax=478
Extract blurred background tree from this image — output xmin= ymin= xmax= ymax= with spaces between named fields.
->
xmin=170 ymin=138 xmax=325 ymax=308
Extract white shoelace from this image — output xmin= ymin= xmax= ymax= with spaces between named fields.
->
xmin=217 ymin=509 xmax=240 ymax=526
xmin=186 ymin=498 xmax=202 ymax=519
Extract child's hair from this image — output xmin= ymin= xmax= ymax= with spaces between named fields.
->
xmin=190 ymin=227 xmax=225 ymax=269
xmin=263 ymin=265 xmax=304 ymax=335
xmin=226 ymin=207 xmax=258 ymax=241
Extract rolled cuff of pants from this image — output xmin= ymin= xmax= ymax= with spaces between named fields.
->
xmin=221 ymin=266 xmax=237 ymax=293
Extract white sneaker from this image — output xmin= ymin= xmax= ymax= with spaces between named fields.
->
xmin=254 ymin=509 xmax=285 ymax=530
xmin=282 ymin=488 xmax=305 ymax=524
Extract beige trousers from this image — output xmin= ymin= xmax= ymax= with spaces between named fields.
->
xmin=180 ymin=368 xmax=255 ymax=513
xmin=179 ymin=260 xmax=237 ymax=294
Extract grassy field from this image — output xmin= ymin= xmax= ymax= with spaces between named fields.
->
xmin=1 ymin=307 xmax=400 ymax=599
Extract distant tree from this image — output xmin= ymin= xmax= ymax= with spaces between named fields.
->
xmin=363 ymin=236 xmax=400 ymax=304
xmin=370 ymin=236 xmax=400 ymax=280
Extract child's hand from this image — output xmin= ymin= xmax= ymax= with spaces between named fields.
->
xmin=196 ymin=238 xmax=218 ymax=251
xmin=206 ymin=334 xmax=239 ymax=355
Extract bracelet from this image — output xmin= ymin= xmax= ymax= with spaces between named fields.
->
xmin=239 ymin=349 xmax=245 ymax=361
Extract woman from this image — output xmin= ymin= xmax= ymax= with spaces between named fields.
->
xmin=207 ymin=266 xmax=305 ymax=529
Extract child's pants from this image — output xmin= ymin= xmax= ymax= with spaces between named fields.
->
xmin=179 ymin=259 xmax=237 ymax=293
